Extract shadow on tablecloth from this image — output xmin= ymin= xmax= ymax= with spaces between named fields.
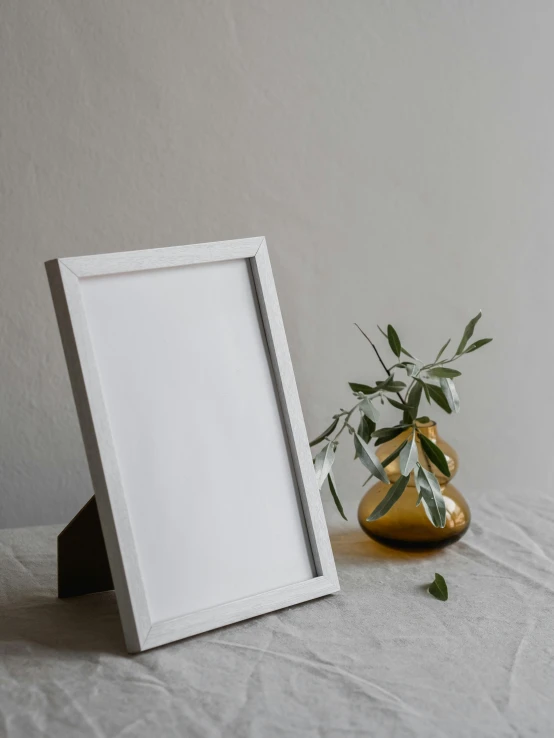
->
xmin=329 ymin=527 xmax=444 ymax=564
xmin=0 ymin=589 xmax=128 ymax=657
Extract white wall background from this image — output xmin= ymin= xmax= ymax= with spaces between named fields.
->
xmin=1 ymin=0 xmax=552 ymax=528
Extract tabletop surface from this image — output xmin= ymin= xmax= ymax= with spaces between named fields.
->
xmin=1 ymin=487 xmax=553 ymax=738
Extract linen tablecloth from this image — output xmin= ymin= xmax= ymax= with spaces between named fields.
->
xmin=1 ymin=488 xmax=553 ymax=737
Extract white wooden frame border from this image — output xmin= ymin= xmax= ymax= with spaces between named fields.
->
xmin=46 ymin=237 xmax=339 ymax=653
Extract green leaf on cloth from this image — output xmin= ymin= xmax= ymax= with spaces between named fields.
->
xmin=428 ymin=573 xmax=448 ymax=601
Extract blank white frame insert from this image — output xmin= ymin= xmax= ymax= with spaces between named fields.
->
xmin=46 ymin=237 xmax=339 ymax=652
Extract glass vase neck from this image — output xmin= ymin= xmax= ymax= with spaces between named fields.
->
xmin=414 ymin=421 xmax=438 ymax=442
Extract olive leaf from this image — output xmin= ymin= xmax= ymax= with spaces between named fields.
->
xmin=416 ymin=416 xmax=430 ymax=423
xmin=349 ymin=382 xmax=376 ymax=395
xmin=426 ymin=383 xmax=452 ymax=414
xmin=363 ymin=439 xmax=408 ymax=485
xmin=313 ymin=442 xmax=336 ymax=489
xmin=374 ymin=375 xmax=391 ymax=389
xmin=375 ymin=375 xmax=406 ymax=392
xmin=387 ymin=397 xmax=412 ymax=413
xmin=373 ymin=425 xmax=408 ymax=446
xmin=378 ymin=326 xmax=415 ymax=360
xmin=360 ymin=397 xmax=380 ymax=423
xmin=309 ymin=417 xmax=339 ymax=447
xmin=399 ymin=433 xmax=418 ymax=476
xmin=415 ymin=377 xmax=431 ymax=403
xmin=418 ymin=433 xmax=451 ymax=477
xmin=440 ymin=377 xmax=460 ymax=413
xmin=428 ymin=573 xmax=448 ymax=601
xmin=355 ymin=413 xmax=374 ymax=459
xmin=357 ymin=414 xmax=374 ymax=443
xmin=354 ymin=433 xmax=389 ymax=484
xmin=404 ymin=381 xmax=423 ymax=423
xmin=435 ymin=338 xmax=451 ymax=362
xmin=464 ymin=338 xmax=493 ymax=354
xmin=384 ymin=382 xmax=407 ymax=393
xmin=415 ymin=464 xmax=446 ymax=527
xmin=456 ymin=311 xmax=482 ymax=354
xmin=387 ymin=324 xmax=402 ymax=357
xmin=427 ymin=367 xmax=461 ymax=378
xmin=366 ymin=474 xmax=410 ymax=521
xmin=328 ymin=469 xmax=347 ymax=521
xmin=380 ymin=439 xmax=408 ymax=469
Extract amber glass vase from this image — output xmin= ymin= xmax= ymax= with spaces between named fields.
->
xmin=358 ymin=422 xmax=470 ymax=550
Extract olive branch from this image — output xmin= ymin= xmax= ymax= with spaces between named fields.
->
xmin=311 ymin=311 xmax=492 ymax=527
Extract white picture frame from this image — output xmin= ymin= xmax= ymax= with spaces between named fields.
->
xmin=46 ymin=237 xmax=339 ymax=653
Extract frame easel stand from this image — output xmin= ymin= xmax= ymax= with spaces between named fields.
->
xmin=57 ymin=497 xmax=114 ymax=598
